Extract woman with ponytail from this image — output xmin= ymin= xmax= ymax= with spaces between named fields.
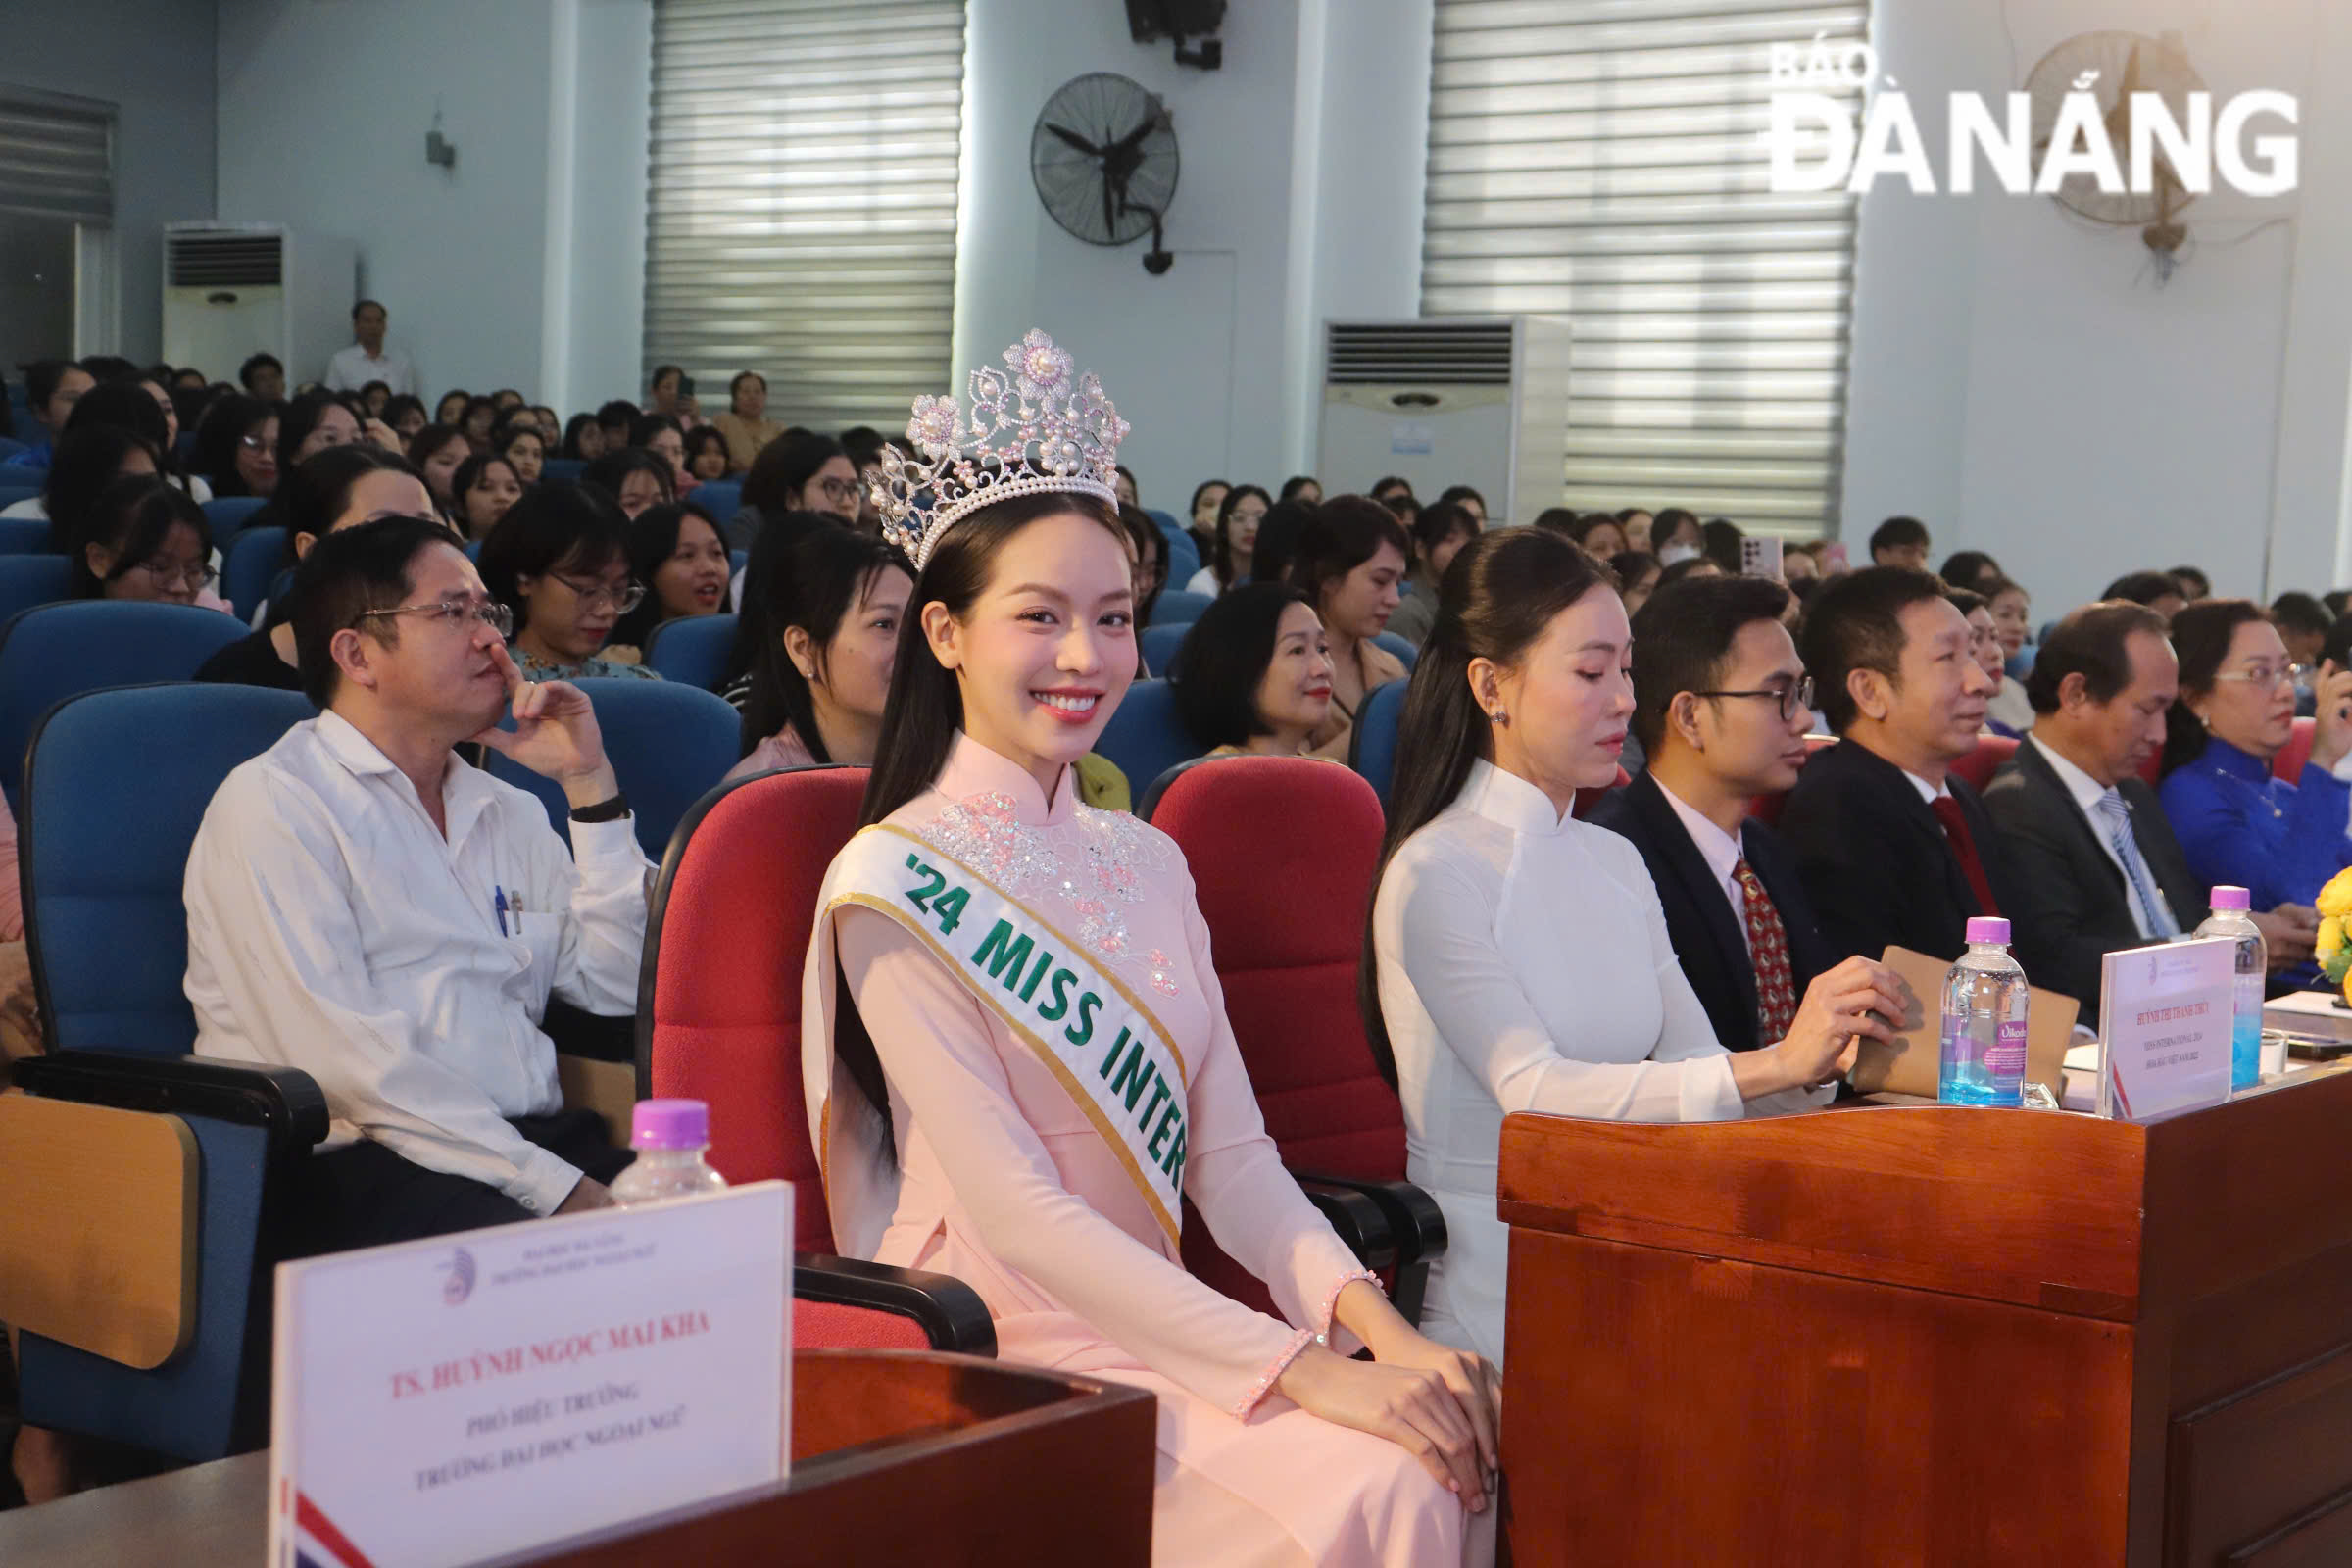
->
xmin=1362 ymin=527 xmax=1901 ymax=1368
xmin=804 ymin=333 xmax=1496 ymax=1565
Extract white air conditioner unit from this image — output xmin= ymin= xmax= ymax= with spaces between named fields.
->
xmin=1318 ymin=317 xmax=1570 ymax=527
xmin=162 ymin=222 xmax=357 ymax=387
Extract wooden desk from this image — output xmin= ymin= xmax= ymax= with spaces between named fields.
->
xmin=0 ymin=1349 xmax=1156 ymax=1567
xmin=1497 ymin=1069 xmax=2352 ymax=1566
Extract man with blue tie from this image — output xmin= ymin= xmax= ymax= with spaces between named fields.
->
xmin=1981 ymin=601 xmax=2213 ymax=1010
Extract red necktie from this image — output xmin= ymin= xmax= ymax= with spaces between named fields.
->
xmin=1930 ymin=795 xmax=2002 ymax=917
xmin=1733 ymin=858 xmax=1798 ymax=1044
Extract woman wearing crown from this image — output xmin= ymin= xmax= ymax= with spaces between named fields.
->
xmin=802 ymin=333 xmax=1496 ymax=1564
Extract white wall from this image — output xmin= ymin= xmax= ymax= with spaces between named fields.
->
xmin=1842 ymin=0 xmax=2352 ymax=611
xmin=0 ymin=0 xmax=220 ymax=364
xmin=955 ymin=0 xmax=1433 ymax=514
xmin=215 ymin=0 xmax=649 ymax=413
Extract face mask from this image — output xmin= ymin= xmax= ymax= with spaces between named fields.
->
xmin=1658 ymin=543 xmax=1701 ymax=566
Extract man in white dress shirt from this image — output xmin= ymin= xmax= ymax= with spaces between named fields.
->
xmin=186 ymin=514 xmax=648 ymax=1253
xmin=321 ymin=299 xmax=416 ymax=397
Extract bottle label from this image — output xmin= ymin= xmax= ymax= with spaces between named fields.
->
xmin=1984 ymin=1018 xmax=2028 ymax=1078
xmin=2234 ymin=972 xmax=2264 ymax=1019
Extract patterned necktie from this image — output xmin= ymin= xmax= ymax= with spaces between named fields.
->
xmin=1930 ymin=795 xmax=2002 ymax=917
xmin=1733 ymin=858 xmax=1799 ymax=1044
xmin=2094 ymin=788 xmax=2181 ymax=939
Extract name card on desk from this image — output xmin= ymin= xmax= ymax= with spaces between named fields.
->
xmin=269 ymin=1182 xmax=791 ymax=1568
xmin=2098 ymin=938 xmax=2234 ymax=1119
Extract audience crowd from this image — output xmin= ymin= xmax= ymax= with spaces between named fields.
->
xmin=11 ymin=318 xmax=2352 ymax=1545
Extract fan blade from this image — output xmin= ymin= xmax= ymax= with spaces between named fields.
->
xmin=1045 ymin=122 xmax=1102 ymax=158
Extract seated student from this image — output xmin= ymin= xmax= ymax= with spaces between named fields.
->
xmin=1279 ymin=473 xmax=1323 ymax=506
xmin=18 ymin=424 xmax=162 ymax=541
xmin=809 ymin=342 xmax=1498 ymax=1557
xmin=1566 ymin=513 xmax=1627 ymax=561
xmin=1778 ymin=567 xmax=2021 ymax=964
xmin=1185 ymin=477 xmax=1230 ymax=561
xmin=384 ymin=394 xmax=429 ymax=443
xmin=1184 ymin=482 xmax=1270 ymax=597
xmin=1433 ymin=484 xmax=1486 ymax=528
xmin=2172 ymin=564 xmax=2213 ymax=604
xmin=1294 ymin=496 xmax=1412 ymax=760
xmin=496 ymin=419 xmax=547 ymax=486
xmin=2158 ymin=600 xmax=2352 ymax=968
xmin=4 ymin=359 xmax=96 ymax=469
xmin=196 ymin=447 xmax=439 ymax=689
xmin=1115 ymin=501 xmax=1169 ymax=629
xmin=477 ymin=482 xmax=662 ymax=681
xmin=187 ymin=516 xmax=647 ymax=1251
xmin=1986 ymin=574 xmax=2034 ymax=679
xmin=240 ymin=352 xmax=286 ymax=404
xmin=1366 ymin=528 xmax=1900 ymax=1368
xmin=726 ymin=524 xmax=911 ymax=779
xmin=561 ymin=412 xmax=607 ymax=464
xmin=2103 ymin=569 xmax=2189 ymax=624
xmin=579 ymin=447 xmax=674 ymax=521
xmin=1947 ymin=586 xmax=2034 ymax=736
xmin=191 ymin=394 xmax=280 ymax=500
xmin=1586 ymin=576 xmax=1836 ymax=1054
xmin=1246 ymin=495 xmax=1317 ymax=588
xmin=1388 ymin=501 xmax=1480 ymax=648
xmin=60 ymin=379 xmax=214 ymax=503
xmin=607 ymin=500 xmax=733 ymax=662
xmin=1982 ymin=602 xmax=2221 ymax=1010
xmin=596 ymin=400 xmax=641 ymax=458
xmin=710 ymin=370 xmax=784 ymax=474
xmin=629 ymin=413 xmax=696 ymax=498
xmin=682 ymin=423 xmax=731 ymax=486
xmin=1170 ymin=581 xmax=1336 ymax=758
xmin=1937 ymin=551 xmax=2003 ymax=594
xmin=64 ymin=476 xmax=219 ymax=608
xmin=1610 ymin=550 xmax=1662 ymax=616
xmin=1617 ymin=506 xmax=1654 ymax=552
xmin=1647 ymin=507 xmax=1703 ymax=566
xmin=449 ymin=453 xmax=524 ymax=540
xmin=1868 ymin=514 xmax=1932 ymax=570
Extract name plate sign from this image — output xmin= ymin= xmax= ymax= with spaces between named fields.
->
xmin=270 ymin=1182 xmax=792 ymax=1568
xmin=2098 ymin=938 xmax=2234 ymax=1120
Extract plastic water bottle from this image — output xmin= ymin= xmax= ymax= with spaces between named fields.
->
xmin=610 ymin=1099 xmax=729 ymax=1205
xmin=1939 ymin=916 xmax=2030 ymax=1107
xmin=2194 ymin=887 xmax=2267 ymax=1090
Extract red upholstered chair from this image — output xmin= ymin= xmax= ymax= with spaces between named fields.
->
xmin=639 ymin=763 xmax=995 ymax=1354
xmin=2276 ymin=715 xmax=2317 ymax=782
xmin=1948 ymin=733 xmax=2021 ymax=794
xmin=1572 ymin=764 xmax=1632 ymax=819
xmin=1749 ymin=733 xmax=1838 ymax=826
xmin=1142 ymin=755 xmax=1441 ymax=1322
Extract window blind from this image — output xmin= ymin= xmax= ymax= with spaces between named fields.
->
xmin=644 ymin=0 xmax=965 ymax=434
xmin=1421 ymin=0 xmax=1869 ymax=536
xmin=0 ymin=88 xmax=115 ymax=225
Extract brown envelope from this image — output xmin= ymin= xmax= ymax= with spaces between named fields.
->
xmin=1845 ymin=946 xmax=2080 ymax=1098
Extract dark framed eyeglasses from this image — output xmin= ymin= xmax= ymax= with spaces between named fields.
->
xmin=1691 ymin=674 xmax=1815 ymax=723
xmin=356 ymin=598 xmax=515 ymax=637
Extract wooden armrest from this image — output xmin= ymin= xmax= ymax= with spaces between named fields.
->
xmin=0 ymin=1090 xmax=198 ymax=1369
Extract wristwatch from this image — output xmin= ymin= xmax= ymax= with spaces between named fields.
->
xmin=568 ymin=792 xmax=632 ymax=824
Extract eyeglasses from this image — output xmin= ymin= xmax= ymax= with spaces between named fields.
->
xmin=1692 ymin=674 xmax=1815 ymax=723
xmin=133 ymin=559 xmax=219 ymax=591
xmin=813 ymin=477 xmax=860 ymax=504
xmin=238 ymin=435 xmax=270 ymax=452
xmin=357 ymin=598 xmax=515 ymax=637
xmin=549 ymin=575 xmax=647 ymax=615
xmin=2215 ymin=662 xmax=2306 ymax=690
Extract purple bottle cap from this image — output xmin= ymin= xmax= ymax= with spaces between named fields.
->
xmin=2209 ymin=885 xmax=2251 ymax=911
xmin=1965 ymin=916 xmax=2011 ymax=945
xmin=630 ymin=1098 xmax=710 ymax=1151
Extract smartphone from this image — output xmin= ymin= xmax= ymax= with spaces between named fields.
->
xmin=678 ymin=374 xmax=697 ymax=399
xmin=1740 ymin=536 xmax=1784 ymax=581
xmin=1822 ymin=541 xmax=1851 ymax=574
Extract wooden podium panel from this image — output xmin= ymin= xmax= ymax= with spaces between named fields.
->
xmin=0 ymin=1350 xmax=1157 ymax=1567
xmin=1495 ymin=1069 xmax=2352 ymax=1566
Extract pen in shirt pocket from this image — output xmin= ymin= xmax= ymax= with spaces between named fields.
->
xmin=494 ymin=885 xmax=508 ymax=937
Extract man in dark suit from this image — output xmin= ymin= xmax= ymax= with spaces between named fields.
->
xmin=1982 ymin=602 xmax=2214 ymax=1011
xmin=1590 ymin=576 xmax=1838 ymax=1051
xmin=1779 ymin=567 xmax=2022 ymax=965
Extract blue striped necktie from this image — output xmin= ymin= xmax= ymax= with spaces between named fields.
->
xmin=2095 ymin=788 xmax=2180 ymax=939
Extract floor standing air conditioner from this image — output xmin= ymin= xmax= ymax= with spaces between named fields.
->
xmin=1318 ymin=317 xmax=1570 ymax=527
xmin=162 ymin=222 xmax=356 ymax=387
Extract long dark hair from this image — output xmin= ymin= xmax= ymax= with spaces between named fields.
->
xmin=191 ymin=393 xmax=277 ymax=495
xmin=68 ymin=476 xmax=211 ymax=597
xmin=834 ymin=490 xmax=1125 ymax=1165
xmin=1210 ymin=483 xmax=1271 ymax=590
xmin=40 ymin=424 xmax=163 ymax=549
xmin=743 ymin=430 xmax=846 ymax=518
xmin=739 ymin=525 xmax=911 ymax=759
xmin=609 ymin=499 xmax=731 ymax=650
xmin=2161 ymin=598 xmax=2269 ymax=778
xmin=1357 ymin=527 xmax=1614 ymax=1085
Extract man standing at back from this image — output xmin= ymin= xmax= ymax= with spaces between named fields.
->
xmin=1588 ymin=576 xmax=1837 ymax=1053
xmin=1779 ymin=566 xmax=2020 ymax=965
xmin=323 ymin=299 xmax=416 ymax=397
xmin=186 ymin=515 xmax=647 ymax=1252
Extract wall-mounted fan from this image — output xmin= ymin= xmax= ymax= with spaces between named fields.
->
xmin=2027 ymin=30 xmax=2202 ymax=270
xmin=1031 ymin=72 xmax=1180 ymax=274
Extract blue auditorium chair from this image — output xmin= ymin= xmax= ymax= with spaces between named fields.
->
xmin=1092 ymin=679 xmax=1200 ymax=797
xmin=4 ymin=683 xmax=328 ymax=1462
xmin=643 ymin=612 xmax=739 ymax=690
xmin=541 ymin=457 xmax=587 ymax=483
xmin=0 ymin=480 xmax=42 ymax=513
xmin=690 ymin=478 xmax=742 ymax=522
xmin=1348 ymin=677 xmax=1410 ymax=804
xmin=222 ymin=526 xmax=288 ymax=622
xmin=202 ymin=495 xmax=270 ymax=541
xmin=0 ymin=515 xmax=53 ymax=555
xmin=1149 ymin=587 xmax=1213 ymax=628
xmin=482 ymin=676 xmax=742 ymax=859
xmin=1139 ymin=620 xmax=1192 ymax=678
xmin=1372 ymin=630 xmax=1418 ymax=670
xmin=0 ymin=600 xmax=251 ymax=808
xmin=0 ymin=554 xmax=72 ymax=624
xmin=0 ymin=435 xmax=24 ymax=461
xmin=1159 ymin=525 xmax=1200 ymax=585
